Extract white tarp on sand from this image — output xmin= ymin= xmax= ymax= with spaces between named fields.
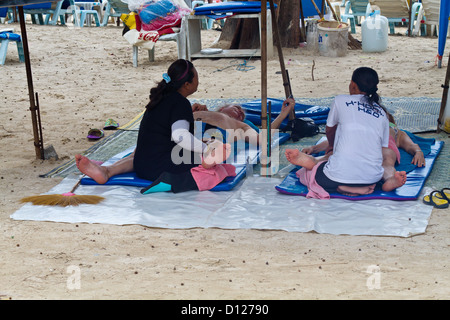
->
xmin=11 ymin=174 xmax=433 ymax=237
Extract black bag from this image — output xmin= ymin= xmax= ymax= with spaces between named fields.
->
xmin=284 ymin=118 xmax=319 ymax=142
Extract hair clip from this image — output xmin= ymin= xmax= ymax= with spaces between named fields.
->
xmin=162 ymin=73 xmax=171 ymax=83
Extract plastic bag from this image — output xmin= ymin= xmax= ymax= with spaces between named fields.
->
xmin=122 ymin=0 xmax=190 ymax=15
xmin=121 ymin=12 xmax=160 ymax=49
xmin=137 ymin=0 xmax=191 ymax=32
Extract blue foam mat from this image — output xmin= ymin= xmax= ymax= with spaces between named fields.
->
xmin=81 ymin=133 xmax=291 ymax=192
xmin=242 ymin=98 xmax=329 ymax=127
xmin=241 ymin=98 xmax=329 ymax=117
xmin=275 ymin=139 xmax=444 ymax=201
xmin=194 ymin=1 xmax=276 ymax=18
xmin=245 ymin=113 xmax=327 ymax=127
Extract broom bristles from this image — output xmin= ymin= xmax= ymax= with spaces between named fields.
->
xmin=21 ymin=194 xmax=105 ymax=207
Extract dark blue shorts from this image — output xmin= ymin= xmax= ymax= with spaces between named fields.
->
xmin=315 ymin=162 xmax=380 ymax=193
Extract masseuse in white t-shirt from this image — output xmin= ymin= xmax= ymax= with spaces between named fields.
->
xmin=286 ymin=67 xmax=403 ymax=196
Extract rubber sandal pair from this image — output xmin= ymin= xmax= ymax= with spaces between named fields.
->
xmin=103 ymin=118 xmax=119 ymax=130
xmin=423 ymin=188 xmax=450 ymax=209
xmin=87 ymin=128 xmax=104 ymax=140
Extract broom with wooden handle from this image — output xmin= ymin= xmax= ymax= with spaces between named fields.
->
xmin=20 ymin=175 xmax=105 ymax=207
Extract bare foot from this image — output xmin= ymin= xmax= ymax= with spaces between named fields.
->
xmin=202 ymin=143 xmax=232 ymax=169
xmin=75 ymin=154 xmax=109 ymax=184
xmin=382 ymin=170 xmax=407 ymax=192
xmin=285 ymin=149 xmax=318 ymax=170
xmin=337 ymin=184 xmax=376 ymax=197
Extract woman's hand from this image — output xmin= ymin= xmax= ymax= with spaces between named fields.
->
xmin=281 ymin=98 xmax=295 ymax=116
xmin=202 ymin=140 xmax=231 ymax=169
xmin=192 ymin=103 xmax=208 ymax=112
xmin=411 ymin=150 xmax=425 ymax=167
xmin=301 ymin=146 xmax=315 ymax=155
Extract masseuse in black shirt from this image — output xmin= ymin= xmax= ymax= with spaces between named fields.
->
xmin=75 ymin=59 xmax=230 ymax=193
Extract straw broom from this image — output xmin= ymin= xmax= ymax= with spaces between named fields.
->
xmin=20 ymin=176 xmax=104 ymax=207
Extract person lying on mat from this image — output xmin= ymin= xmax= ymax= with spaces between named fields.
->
xmin=191 ymin=99 xmax=294 ymax=145
xmin=76 ymin=59 xmax=294 ymax=193
xmin=285 ymin=67 xmax=408 ymax=196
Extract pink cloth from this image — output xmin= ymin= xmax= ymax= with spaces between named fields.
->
xmin=190 ymin=164 xmax=236 ymax=191
xmin=296 ymin=161 xmax=330 ymax=199
xmin=388 ymin=135 xmax=401 ymax=164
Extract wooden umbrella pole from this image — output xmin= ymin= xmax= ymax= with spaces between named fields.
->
xmin=407 ymin=0 xmax=412 ymax=37
xmin=299 ymin=0 xmax=306 ymax=42
xmin=35 ymin=92 xmax=45 ymax=158
xmin=261 ymin=1 xmax=267 ymax=132
xmin=18 ymin=6 xmax=44 ymax=160
xmin=261 ymin=0 xmax=269 ymax=175
xmin=311 ymin=0 xmax=323 ymax=18
xmin=437 ymin=53 xmax=450 ymax=132
xmin=326 ymin=0 xmax=339 ymax=22
xmin=268 ymin=0 xmax=295 ymax=120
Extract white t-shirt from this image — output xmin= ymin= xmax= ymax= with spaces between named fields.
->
xmin=324 ymin=94 xmax=389 ymax=184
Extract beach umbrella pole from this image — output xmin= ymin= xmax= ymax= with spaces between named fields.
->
xmin=437 ymin=53 xmax=450 ymax=132
xmin=18 ymin=5 xmax=44 ymax=160
xmin=260 ymin=0 xmax=268 ymax=176
xmin=268 ymin=0 xmax=295 ymax=121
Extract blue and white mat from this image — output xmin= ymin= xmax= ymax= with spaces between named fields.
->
xmin=276 ymin=132 xmax=444 ymax=201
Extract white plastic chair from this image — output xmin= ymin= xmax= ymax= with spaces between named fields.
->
xmin=421 ymin=0 xmax=442 ymax=36
xmin=369 ymin=0 xmax=423 ymax=34
xmin=0 ymin=29 xmax=25 ymax=65
xmin=101 ymin=0 xmax=130 ymax=26
xmin=132 ymin=16 xmax=188 ymax=67
xmin=341 ymin=0 xmax=371 ymax=34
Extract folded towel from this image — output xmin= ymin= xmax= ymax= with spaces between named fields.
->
xmin=191 ymin=164 xmax=236 ymax=191
xmin=296 ymin=160 xmax=330 ymax=199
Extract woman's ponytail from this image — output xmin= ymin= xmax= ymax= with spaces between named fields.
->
xmin=146 ymin=59 xmax=194 ymax=110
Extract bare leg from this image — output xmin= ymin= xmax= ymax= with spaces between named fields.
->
xmin=381 ymin=148 xmax=407 ymax=192
xmin=75 ymin=151 xmax=135 ymax=184
xmin=337 ymin=184 xmax=376 ymax=197
xmin=285 ymin=149 xmax=319 ymax=170
xmin=382 ymin=171 xmax=407 ymax=192
xmin=397 ymin=130 xmax=425 ymax=167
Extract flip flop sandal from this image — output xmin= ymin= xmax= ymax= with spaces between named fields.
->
xmin=87 ymin=128 xmax=104 ymax=140
xmin=440 ymin=188 xmax=450 ymax=201
xmin=103 ymin=118 xmax=119 ymax=130
xmin=423 ymin=190 xmax=449 ymax=209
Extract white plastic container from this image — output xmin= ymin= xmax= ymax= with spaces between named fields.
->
xmin=306 ymin=19 xmax=319 ymax=53
xmin=443 ymin=92 xmax=450 ymax=133
xmin=361 ymin=11 xmax=389 ymax=53
xmin=317 ymin=21 xmax=349 ymax=57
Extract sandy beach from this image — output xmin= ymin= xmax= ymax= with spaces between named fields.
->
xmin=1 ymin=13 xmax=449 ymax=301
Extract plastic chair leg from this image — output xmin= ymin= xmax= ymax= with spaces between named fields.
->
xmin=389 ymin=22 xmax=395 ymax=34
xmin=346 ymin=16 xmax=356 ymax=34
xmin=0 ymin=39 xmax=9 ymax=65
xmin=16 ymin=40 xmax=25 ymax=62
xmin=207 ymin=18 xmax=214 ymax=30
xmin=133 ymin=45 xmax=138 ymax=67
xmin=148 ymin=48 xmax=155 ymax=62
xmin=79 ymin=11 xmax=100 ymax=27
